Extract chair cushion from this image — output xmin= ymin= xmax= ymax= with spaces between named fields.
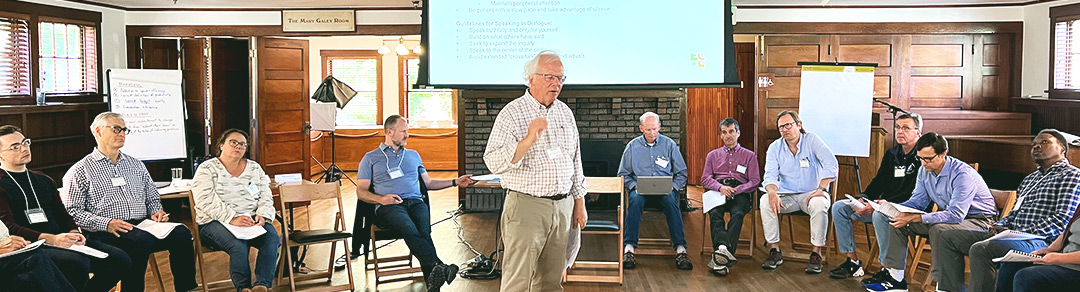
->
xmin=291 ymin=229 xmax=351 ymax=243
xmin=583 ymin=220 xmax=620 ymax=232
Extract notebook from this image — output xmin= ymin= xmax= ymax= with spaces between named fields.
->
xmin=992 ymin=250 xmax=1043 ymax=263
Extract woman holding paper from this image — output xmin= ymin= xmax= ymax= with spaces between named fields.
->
xmin=191 ymin=129 xmax=280 ymax=292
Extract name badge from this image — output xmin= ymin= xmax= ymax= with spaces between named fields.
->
xmin=894 ymin=166 xmax=906 ymax=177
xmin=1011 ymin=195 xmax=1024 ymax=212
xmin=655 ymin=157 xmax=669 ymax=168
xmin=388 ymin=168 xmax=404 ymax=180
xmin=25 ymin=208 xmax=47 ymax=224
xmin=246 ymin=182 xmax=260 ymax=197
xmin=736 ymin=165 xmax=747 ymax=174
xmin=546 ymin=147 xmax=563 ymax=159
xmin=111 ymin=176 xmax=127 ymax=187
xmin=799 ymin=159 xmax=810 ymax=168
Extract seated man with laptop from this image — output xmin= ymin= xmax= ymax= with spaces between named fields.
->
xmin=617 ymin=112 xmax=692 ymax=270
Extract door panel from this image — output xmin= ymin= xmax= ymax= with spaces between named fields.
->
xmin=255 ymin=37 xmax=310 ymax=178
xmin=180 ymin=38 xmax=209 ymax=158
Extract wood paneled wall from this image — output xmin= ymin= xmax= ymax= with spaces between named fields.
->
xmin=308 ymin=128 xmax=458 ymax=176
xmin=1012 ymin=98 xmax=1080 ymax=135
xmin=0 ymin=103 xmax=107 ymax=185
xmin=686 ymin=43 xmax=756 ymax=182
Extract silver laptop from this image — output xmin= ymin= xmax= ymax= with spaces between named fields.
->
xmin=637 ymin=176 xmax=674 ymax=195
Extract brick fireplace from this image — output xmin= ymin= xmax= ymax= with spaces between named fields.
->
xmin=459 ymin=89 xmax=686 ymax=212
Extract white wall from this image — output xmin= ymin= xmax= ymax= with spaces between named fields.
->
xmin=21 ymin=0 xmax=126 ymax=72
xmin=1022 ymin=0 xmax=1080 ymax=97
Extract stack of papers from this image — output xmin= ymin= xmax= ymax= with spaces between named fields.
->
xmin=993 ymin=250 xmax=1043 ymax=262
xmin=984 ymin=230 xmax=1046 ymax=242
xmin=874 ymin=201 xmax=925 ymax=218
xmin=135 ymin=220 xmax=184 ymax=239
xmin=0 ymin=239 xmax=44 ymax=259
xmin=844 ymin=194 xmax=866 ymax=209
xmin=221 ymin=221 xmax=268 ymax=240
xmin=702 ymin=190 xmax=727 ymax=213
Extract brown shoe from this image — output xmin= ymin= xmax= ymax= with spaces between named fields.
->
xmin=242 ymin=289 xmax=253 ymax=292
xmin=252 ymin=286 xmax=269 ymax=292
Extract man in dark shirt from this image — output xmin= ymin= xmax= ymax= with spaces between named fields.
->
xmin=829 ymin=113 xmax=923 ymax=279
xmin=0 ymin=125 xmax=131 ymax=292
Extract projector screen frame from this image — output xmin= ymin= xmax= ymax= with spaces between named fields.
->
xmin=416 ymin=0 xmax=741 ymax=90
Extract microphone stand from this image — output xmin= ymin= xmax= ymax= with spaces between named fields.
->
xmin=873 ymin=98 xmax=908 ymax=147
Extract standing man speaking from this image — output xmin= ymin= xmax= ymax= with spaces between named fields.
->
xmin=484 ymin=50 xmax=588 ymax=292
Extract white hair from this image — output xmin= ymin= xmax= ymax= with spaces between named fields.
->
xmin=523 ymin=50 xmax=563 ymax=83
xmin=90 ymin=112 xmax=124 ymax=133
xmin=639 ymin=112 xmax=660 ymax=125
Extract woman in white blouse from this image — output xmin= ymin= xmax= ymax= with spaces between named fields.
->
xmin=191 ymin=129 xmax=279 ymax=292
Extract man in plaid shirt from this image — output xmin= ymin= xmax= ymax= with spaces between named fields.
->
xmin=62 ymin=112 xmax=198 ymax=292
xmin=935 ymin=129 xmax=1080 ymax=292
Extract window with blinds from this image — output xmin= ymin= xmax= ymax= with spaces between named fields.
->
xmin=38 ymin=21 xmax=96 ymax=94
xmin=329 ymin=57 xmax=380 ymax=126
xmin=0 ymin=16 xmax=30 ymax=97
xmin=402 ymin=57 xmax=455 ymax=127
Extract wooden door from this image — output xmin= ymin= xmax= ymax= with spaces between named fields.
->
xmin=685 ymin=42 xmax=755 ymax=182
xmin=141 ymin=38 xmax=178 ymax=70
xmin=180 ymin=38 xmax=209 ymax=158
xmin=907 ymin=35 xmax=974 ymax=109
xmin=254 ymin=37 xmax=310 ymax=177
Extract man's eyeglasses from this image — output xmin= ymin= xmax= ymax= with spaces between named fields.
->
xmin=228 ymin=139 xmax=249 ymax=148
xmin=3 ymin=139 xmax=30 ymax=152
xmin=103 ymin=126 xmax=131 ymax=135
xmin=916 ymin=153 xmax=940 ymax=163
xmin=533 ymin=73 xmax=567 ymax=83
xmin=778 ymin=122 xmax=797 ymax=130
xmin=894 ymin=125 xmax=918 ymax=132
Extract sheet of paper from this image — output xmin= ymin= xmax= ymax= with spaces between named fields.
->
xmin=992 ymin=250 xmax=1043 ymax=263
xmin=984 ymin=230 xmax=1046 ymax=242
xmin=758 ymin=185 xmax=799 ymax=195
xmin=0 ymin=239 xmax=44 ymax=259
xmin=702 ymin=190 xmax=728 ymax=213
xmin=221 ymin=221 xmax=268 ymax=240
xmin=135 ymin=220 xmax=184 ymax=239
xmin=471 ymin=174 xmax=500 ymax=181
xmin=876 ymin=202 xmax=925 ymax=218
xmin=844 ymin=194 xmax=866 ymax=209
xmin=47 ymin=244 xmax=108 ymax=259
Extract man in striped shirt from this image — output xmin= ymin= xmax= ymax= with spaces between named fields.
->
xmin=935 ymin=129 xmax=1080 ymax=292
xmin=484 ymin=50 xmax=588 ymax=292
xmin=62 ymin=112 xmax=198 ymax=292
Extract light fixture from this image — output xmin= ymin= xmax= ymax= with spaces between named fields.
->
xmin=378 ymin=43 xmax=391 ymax=55
xmin=412 ymin=44 xmax=423 ymax=55
xmin=395 ymin=37 xmax=410 ymax=55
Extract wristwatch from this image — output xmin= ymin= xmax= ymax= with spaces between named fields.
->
xmin=452 ymin=179 xmax=457 ymax=187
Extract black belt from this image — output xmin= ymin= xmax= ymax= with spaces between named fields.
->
xmin=719 ymin=178 xmax=742 ymax=188
xmin=542 ymin=193 xmax=571 ymax=200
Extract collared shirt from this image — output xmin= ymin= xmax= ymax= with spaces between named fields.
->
xmin=617 ymin=134 xmax=688 ymax=191
xmin=0 ymin=170 xmax=78 ymax=240
xmin=864 ymin=144 xmax=921 ymax=202
xmin=62 ymin=148 xmax=163 ymax=232
xmin=995 ymin=160 xmax=1080 ymax=238
xmin=763 ymin=132 xmax=839 ymax=193
xmin=190 ymin=158 xmax=276 ymax=225
xmin=358 ymin=143 xmax=426 ymax=200
xmin=900 ymin=155 xmax=998 ymax=224
xmin=701 ymin=144 xmax=760 ymax=195
xmin=484 ymin=90 xmax=586 ymax=199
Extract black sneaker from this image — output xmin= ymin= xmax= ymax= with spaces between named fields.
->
xmin=762 ymin=248 xmax=783 ymax=269
xmin=623 ymin=251 xmax=636 ymax=269
xmin=805 ymin=252 xmax=823 ymax=274
xmin=675 ymin=252 xmax=694 ymax=270
xmin=862 ymin=270 xmax=890 ymax=285
xmin=829 ymin=258 xmax=865 ymax=279
xmin=864 ymin=272 xmax=908 ymax=292
xmin=443 ymin=264 xmax=459 ymax=285
xmin=427 ymin=264 xmax=448 ymax=292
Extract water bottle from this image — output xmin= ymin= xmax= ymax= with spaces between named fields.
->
xmin=35 ymin=89 xmax=45 ymax=106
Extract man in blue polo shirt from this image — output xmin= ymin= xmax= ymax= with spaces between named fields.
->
xmin=617 ymin=112 xmax=691 ymax=270
xmin=355 ymin=115 xmax=477 ymax=292
xmin=865 ymin=132 xmax=998 ymax=292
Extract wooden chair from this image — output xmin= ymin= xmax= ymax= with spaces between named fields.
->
xmin=147 ymin=191 xmax=215 ymax=292
xmin=357 ymin=176 xmax=429 ymax=286
xmin=564 ymin=177 xmax=625 ymax=285
xmin=915 ymin=188 xmax=1015 ymax=291
xmin=908 ymin=162 xmax=981 ymax=288
xmin=633 ymin=188 xmax=687 ymax=256
xmin=700 ymin=188 xmax=757 ymax=258
xmin=277 ymin=182 xmax=355 ymax=292
xmin=770 ymin=180 xmax=840 ymax=264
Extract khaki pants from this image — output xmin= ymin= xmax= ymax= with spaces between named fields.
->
xmin=760 ymin=191 xmax=832 ymax=247
xmin=501 ymin=190 xmax=574 ymax=292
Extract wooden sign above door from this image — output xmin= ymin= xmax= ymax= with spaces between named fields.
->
xmin=282 ymin=10 xmax=356 ymax=32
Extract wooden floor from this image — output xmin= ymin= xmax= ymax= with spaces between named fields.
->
xmin=142 ymin=171 xmax=932 ymax=292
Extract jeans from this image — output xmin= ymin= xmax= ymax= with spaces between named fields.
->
xmin=0 ymin=248 xmax=75 ymax=292
xmin=997 ymin=263 xmax=1080 ymax=292
xmin=87 ymin=221 xmax=199 ymax=292
xmin=199 ymin=221 xmax=281 ymax=292
xmin=831 ymin=199 xmax=888 ymax=264
xmin=41 ymin=239 xmax=131 ymax=292
xmin=625 ymin=189 xmax=686 ymax=249
xmin=375 ymin=198 xmax=442 ymax=279
xmin=707 ymin=192 xmax=751 ymax=254
xmin=936 ymin=228 xmax=1047 ymax=292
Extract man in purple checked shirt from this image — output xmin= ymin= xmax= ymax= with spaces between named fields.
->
xmin=701 ymin=118 xmax=760 ymax=276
